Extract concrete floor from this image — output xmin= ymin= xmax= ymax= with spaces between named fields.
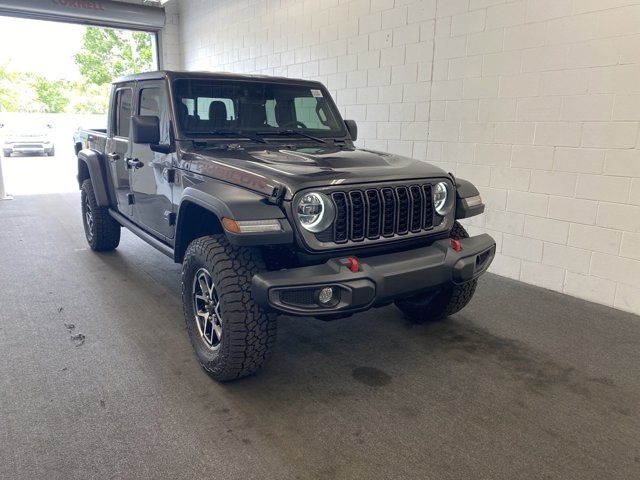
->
xmin=1 ymin=193 xmax=639 ymax=480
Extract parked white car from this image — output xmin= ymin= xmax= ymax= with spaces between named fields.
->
xmin=2 ymin=123 xmax=55 ymax=157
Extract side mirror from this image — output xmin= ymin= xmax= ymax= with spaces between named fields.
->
xmin=344 ymin=119 xmax=357 ymax=141
xmin=132 ymin=115 xmax=160 ymax=144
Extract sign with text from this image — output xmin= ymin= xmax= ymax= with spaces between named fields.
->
xmin=0 ymin=0 xmax=164 ymax=31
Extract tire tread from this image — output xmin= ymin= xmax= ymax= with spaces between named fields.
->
xmin=181 ymin=235 xmax=276 ymax=382
xmin=396 ymin=221 xmax=478 ymax=323
xmin=81 ymin=179 xmax=120 ymax=252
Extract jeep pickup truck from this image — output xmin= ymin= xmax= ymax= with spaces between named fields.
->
xmin=76 ymin=71 xmax=495 ymax=381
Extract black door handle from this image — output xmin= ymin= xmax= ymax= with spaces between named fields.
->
xmin=126 ymin=158 xmax=144 ymax=169
xmin=107 ymin=152 xmax=120 ymax=161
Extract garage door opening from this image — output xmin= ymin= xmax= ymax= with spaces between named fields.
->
xmin=0 ymin=13 xmax=160 ymax=196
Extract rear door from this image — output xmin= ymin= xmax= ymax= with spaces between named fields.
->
xmin=105 ymin=85 xmax=134 ymax=215
xmin=129 ymin=81 xmax=175 ymax=239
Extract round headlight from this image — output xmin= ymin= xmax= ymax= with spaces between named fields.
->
xmin=433 ymin=182 xmax=451 ymax=215
xmin=297 ymin=192 xmax=335 ymax=232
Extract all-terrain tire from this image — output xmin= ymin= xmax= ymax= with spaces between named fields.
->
xmin=181 ymin=235 xmax=277 ymax=382
xmin=3 ymin=150 xmax=10 ymax=157
xmin=395 ymin=221 xmax=478 ymax=324
xmin=81 ymin=179 xmax=121 ymax=251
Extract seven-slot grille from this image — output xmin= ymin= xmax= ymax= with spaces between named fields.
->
xmin=321 ymin=184 xmax=435 ymax=244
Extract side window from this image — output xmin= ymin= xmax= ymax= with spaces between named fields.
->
xmin=139 ymin=86 xmax=170 ymax=144
xmin=114 ymin=89 xmax=132 ymax=138
xmin=139 ymin=88 xmax=161 ymax=116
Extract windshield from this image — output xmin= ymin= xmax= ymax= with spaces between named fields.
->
xmin=173 ymin=79 xmax=347 ymax=139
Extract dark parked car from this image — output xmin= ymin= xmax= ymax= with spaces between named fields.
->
xmin=76 ymin=71 xmax=495 ymax=381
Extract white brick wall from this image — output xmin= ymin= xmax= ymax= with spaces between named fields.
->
xmin=430 ymin=0 xmax=640 ymax=315
xmin=176 ymin=0 xmax=438 ymax=160
xmin=160 ymin=1 xmax=182 ymax=70
xmin=175 ymin=0 xmax=640 ymax=316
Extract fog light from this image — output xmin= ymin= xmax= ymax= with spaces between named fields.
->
xmin=318 ymin=287 xmax=335 ymax=305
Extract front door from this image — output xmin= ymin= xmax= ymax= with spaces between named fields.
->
xmin=106 ymin=86 xmax=133 ymax=215
xmin=130 ymin=82 xmax=175 ymax=240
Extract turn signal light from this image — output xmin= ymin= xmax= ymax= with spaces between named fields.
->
xmin=222 ymin=218 xmax=282 ymax=233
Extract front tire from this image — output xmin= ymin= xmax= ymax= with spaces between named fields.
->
xmin=81 ymin=179 xmax=121 ymax=251
xmin=3 ymin=150 xmax=10 ymax=157
xmin=46 ymin=148 xmax=55 ymax=156
xmin=181 ymin=235 xmax=277 ymax=382
xmin=395 ymin=221 xmax=478 ymax=324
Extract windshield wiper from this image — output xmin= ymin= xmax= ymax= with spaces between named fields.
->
xmin=194 ymin=130 xmax=267 ymax=144
xmin=255 ymin=130 xmax=327 ymax=144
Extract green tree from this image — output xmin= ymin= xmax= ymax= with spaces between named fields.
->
xmin=0 ymin=64 xmax=19 ymax=112
xmin=75 ymin=27 xmax=153 ymax=86
xmin=70 ymin=82 xmax=110 ymax=114
xmin=32 ymin=76 xmax=70 ymax=113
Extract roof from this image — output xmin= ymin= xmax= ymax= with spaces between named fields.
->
xmin=113 ymin=70 xmax=323 ymax=86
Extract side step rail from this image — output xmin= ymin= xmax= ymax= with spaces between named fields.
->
xmin=109 ymin=209 xmax=174 ymax=259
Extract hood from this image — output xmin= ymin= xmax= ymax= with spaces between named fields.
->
xmin=182 ymin=143 xmax=450 ymax=200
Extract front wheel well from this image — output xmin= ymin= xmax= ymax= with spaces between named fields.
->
xmin=174 ymin=202 xmax=225 ymax=263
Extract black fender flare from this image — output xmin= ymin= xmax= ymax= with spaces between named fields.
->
xmin=455 ymin=177 xmax=485 ymax=219
xmin=175 ymin=183 xmax=293 ymax=252
xmin=179 ymin=183 xmax=288 ymax=221
xmin=77 ymin=149 xmax=110 ymax=207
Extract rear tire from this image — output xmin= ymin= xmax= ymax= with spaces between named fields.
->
xmin=181 ymin=235 xmax=277 ymax=382
xmin=395 ymin=221 xmax=478 ymax=324
xmin=46 ymin=148 xmax=55 ymax=156
xmin=81 ymin=179 xmax=121 ymax=252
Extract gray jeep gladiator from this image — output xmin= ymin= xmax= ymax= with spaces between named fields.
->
xmin=76 ymin=71 xmax=495 ymax=381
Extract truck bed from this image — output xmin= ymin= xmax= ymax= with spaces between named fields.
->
xmin=74 ymin=128 xmax=107 ymax=153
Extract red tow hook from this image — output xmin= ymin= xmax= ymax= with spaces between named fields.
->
xmin=347 ymin=257 xmax=360 ymax=272
xmin=451 ymin=239 xmax=462 ymax=252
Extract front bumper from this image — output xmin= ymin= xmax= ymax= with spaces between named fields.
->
xmin=252 ymin=233 xmax=496 ymax=316
xmin=4 ymin=143 xmax=52 ymax=154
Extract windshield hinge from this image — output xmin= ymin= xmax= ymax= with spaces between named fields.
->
xmin=268 ymin=183 xmax=286 ymax=205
